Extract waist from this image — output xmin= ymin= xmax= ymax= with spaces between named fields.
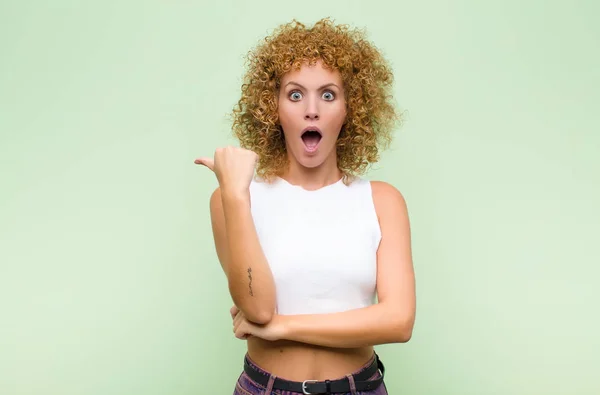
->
xmin=247 ymin=337 xmax=374 ymax=381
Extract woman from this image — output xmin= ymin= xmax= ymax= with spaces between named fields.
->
xmin=195 ymin=18 xmax=415 ymax=395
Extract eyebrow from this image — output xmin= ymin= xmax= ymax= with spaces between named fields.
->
xmin=284 ymin=81 xmax=341 ymax=90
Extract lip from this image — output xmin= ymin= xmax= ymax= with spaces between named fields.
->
xmin=301 ymin=126 xmax=322 ymax=135
xmin=301 ymin=126 xmax=322 ymax=155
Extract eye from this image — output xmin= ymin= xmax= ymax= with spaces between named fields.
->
xmin=322 ymin=91 xmax=335 ymax=101
xmin=289 ymin=90 xmax=303 ymax=101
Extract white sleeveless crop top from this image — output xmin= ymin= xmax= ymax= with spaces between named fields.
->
xmin=249 ymin=176 xmax=382 ymax=315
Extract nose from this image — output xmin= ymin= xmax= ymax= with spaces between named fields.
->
xmin=304 ymin=111 xmax=319 ymax=121
xmin=304 ymin=98 xmax=319 ymax=121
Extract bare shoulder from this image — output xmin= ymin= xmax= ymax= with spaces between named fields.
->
xmin=369 ymin=180 xmax=408 ymax=219
xmin=369 ymin=181 xmax=415 ymax=342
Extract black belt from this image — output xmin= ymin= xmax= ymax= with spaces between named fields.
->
xmin=243 ymin=353 xmax=385 ymax=394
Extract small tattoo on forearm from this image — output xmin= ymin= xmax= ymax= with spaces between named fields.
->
xmin=247 ymin=267 xmax=254 ymax=296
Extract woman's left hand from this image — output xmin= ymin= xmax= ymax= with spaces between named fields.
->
xmin=231 ymin=306 xmax=286 ymax=341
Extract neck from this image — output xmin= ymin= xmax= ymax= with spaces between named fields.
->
xmin=280 ymin=153 xmax=342 ymax=191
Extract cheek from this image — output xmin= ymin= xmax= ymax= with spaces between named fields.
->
xmin=277 ymin=102 xmax=294 ymax=124
xmin=329 ymin=104 xmax=347 ymax=127
xmin=340 ymin=110 xmax=347 ymax=124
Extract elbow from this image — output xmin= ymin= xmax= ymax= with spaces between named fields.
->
xmin=391 ymin=317 xmax=415 ymax=343
xmin=233 ymin=295 xmax=276 ymax=324
xmin=229 ymin=287 xmax=276 ymax=324
xmin=246 ymin=308 xmax=275 ymax=325
xmin=233 ymin=304 xmax=275 ymax=325
xmin=396 ymin=326 xmax=413 ymax=343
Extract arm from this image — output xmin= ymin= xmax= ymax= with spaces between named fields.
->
xmin=273 ymin=181 xmax=416 ymax=348
xmin=210 ymin=187 xmax=276 ymax=324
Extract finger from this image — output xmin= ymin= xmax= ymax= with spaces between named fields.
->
xmin=233 ymin=311 xmax=243 ymax=327
xmin=235 ymin=327 xmax=248 ymax=339
xmin=233 ymin=313 xmax=242 ymax=331
xmin=235 ymin=322 xmax=251 ymax=339
xmin=230 ymin=305 xmax=239 ymax=320
xmin=233 ymin=319 xmax=244 ymax=336
xmin=194 ymin=157 xmax=214 ymax=171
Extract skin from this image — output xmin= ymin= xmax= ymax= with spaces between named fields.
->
xmin=226 ymin=60 xmax=417 ymax=381
xmin=276 ymin=60 xmax=347 ymax=189
xmin=196 ymin=147 xmax=276 ymax=324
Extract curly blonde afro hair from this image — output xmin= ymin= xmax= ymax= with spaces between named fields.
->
xmin=231 ymin=17 xmax=401 ymax=182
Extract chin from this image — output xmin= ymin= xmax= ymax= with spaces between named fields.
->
xmin=287 ymin=151 xmax=323 ymax=169
xmin=287 ymin=140 xmax=333 ymax=169
xmin=298 ymin=158 xmax=324 ymax=169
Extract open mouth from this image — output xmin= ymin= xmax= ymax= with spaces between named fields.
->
xmin=301 ymin=129 xmax=322 ymax=152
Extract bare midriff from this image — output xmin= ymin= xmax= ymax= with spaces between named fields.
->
xmin=246 ymin=337 xmax=374 ymax=381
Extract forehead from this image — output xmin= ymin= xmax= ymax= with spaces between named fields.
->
xmin=280 ymin=60 xmax=343 ymax=87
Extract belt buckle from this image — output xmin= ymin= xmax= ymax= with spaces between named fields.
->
xmin=302 ymin=379 xmax=318 ymax=394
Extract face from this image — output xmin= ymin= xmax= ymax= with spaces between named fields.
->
xmin=277 ymin=59 xmax=347 ymax=169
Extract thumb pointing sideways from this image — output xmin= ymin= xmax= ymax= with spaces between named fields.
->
xmin=194 ymin=157 xmax=214 ymax=171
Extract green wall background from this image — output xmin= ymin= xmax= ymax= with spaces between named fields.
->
xmin=1 ymin=1 xmax=598 ymax=394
